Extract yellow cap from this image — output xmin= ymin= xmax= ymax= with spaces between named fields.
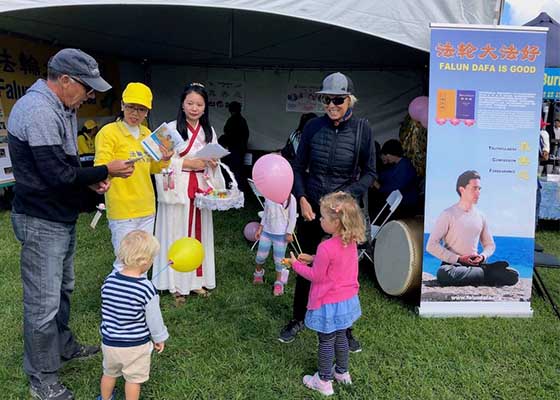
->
xmin=122 ymin=82 xmax=153 ymax=110
xmin=84 ymin=119 xmax=97 ymax=130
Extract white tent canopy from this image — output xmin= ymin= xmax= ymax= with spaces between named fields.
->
xmin=0 ymin=1 xmax=499 ymax=149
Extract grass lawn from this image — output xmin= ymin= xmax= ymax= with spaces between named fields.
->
xmin=1 ymin=200 xmax=560 ymax=399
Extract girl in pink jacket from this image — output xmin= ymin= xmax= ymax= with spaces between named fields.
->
xmin=289 ymin=191 xmax=365 ymax=396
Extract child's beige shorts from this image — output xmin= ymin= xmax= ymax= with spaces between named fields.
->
xmin=102 ymin=342 xmax=153 ymax=383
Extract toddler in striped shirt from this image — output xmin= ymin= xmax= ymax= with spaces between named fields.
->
xmin=97 ymin=230 xmax=169 ymax=400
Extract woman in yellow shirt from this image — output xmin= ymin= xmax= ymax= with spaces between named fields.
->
xmin=95 ymin=82 xmax=173 ymax=271
xmin=77 ymin=119 xmax=98 ymax=156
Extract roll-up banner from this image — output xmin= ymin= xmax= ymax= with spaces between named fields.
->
xmin=419 ymin=24 xmax=547 ymax=317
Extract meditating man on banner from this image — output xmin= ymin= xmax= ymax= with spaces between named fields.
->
xmin=426 ymin=170 xmax=519 ymax=287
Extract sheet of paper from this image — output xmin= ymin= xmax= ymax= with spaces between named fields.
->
xmin=193 ymin=143 xmax=230 ymax=160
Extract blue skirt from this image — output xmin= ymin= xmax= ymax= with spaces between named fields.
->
xmin=305 ymin=295 xmax=361 ymax=334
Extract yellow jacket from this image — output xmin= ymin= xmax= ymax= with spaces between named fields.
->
xmin=95 ymin=121 xmax=169 ymax=220
xmin=77 ymin=132 xmax=95 ymax=155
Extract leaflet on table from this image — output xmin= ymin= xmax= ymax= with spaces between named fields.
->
xmin=193 ymin=143 xmax=230 ymax=160
xmin=141 ymin=122 xmax=186 ymax=161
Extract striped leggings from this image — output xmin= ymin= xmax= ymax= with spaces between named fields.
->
xmin=317 ymin=329 xmax=349 ymax=381
xmin=255 ymin=231 xmax=287 ymax=272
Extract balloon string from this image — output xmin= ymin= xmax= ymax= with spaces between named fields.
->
xmin=151 ymin=261 xmax=173 ymax=282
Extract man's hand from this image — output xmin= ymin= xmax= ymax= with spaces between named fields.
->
xmin=107 ymin=160 xmax=135 ymax=178
xmin=154 ymin=342 xmax=165 ymax=353
xmin=458 ymin=254 xmax=482 ymax=266
xmin=89 ymin=179 xmax=111 ymax=194
xmin=300 ymin=197 xmax=316 ymax=221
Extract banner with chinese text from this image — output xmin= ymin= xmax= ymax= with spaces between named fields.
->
xmin=419 ymin=25 xmax=547 ymax=317
xmin=0 ymin=35 xmax=120 ymax=119
xmin=206 ymin=80 xmax=244 ymax=110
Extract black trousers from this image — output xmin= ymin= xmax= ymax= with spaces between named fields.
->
xmin=292 ymin=201 xmax=324 ymax=321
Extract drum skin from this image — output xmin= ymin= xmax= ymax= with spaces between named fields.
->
xmin=374 ymin=218 xmax=424 ymax=296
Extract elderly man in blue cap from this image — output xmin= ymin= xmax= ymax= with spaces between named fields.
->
xmin=7 ymin=48 xmax=134 ymax=400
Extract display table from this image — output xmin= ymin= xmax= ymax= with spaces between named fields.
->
xmin=539 ymin=178 xmax=560 ymax=220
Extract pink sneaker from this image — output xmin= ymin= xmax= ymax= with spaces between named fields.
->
xmin=273 ymin=281 xmax=284 ymax=296
xmin=280 ymin=268 xmax=290 ymax=285
xmin=302 ymin=372 xmax=334 ymax=396
xmin=253 ymin=269 xmax=264 ymax=285
xmin=332 ymin=366 xmax=352 ymax=384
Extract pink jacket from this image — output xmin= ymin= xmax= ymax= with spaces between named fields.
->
xmin=292 ymin=236 xmax=359 ymax=310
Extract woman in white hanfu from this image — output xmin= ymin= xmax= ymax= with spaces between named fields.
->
xmin=152 ymin=82 xmax=223 ymax=306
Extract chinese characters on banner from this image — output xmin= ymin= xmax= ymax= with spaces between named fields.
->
xmin=206 ymin=81 xmax=244 ymax=110
xmin=0 ymin=97 xmax=11 ymax=184
xmin=286 ymin=83 xmax=323 ymax=113
xmin=419 ymin=25 xmax=547 ymax=318
xmin=0 ymin=35 xmax=121 ymax=118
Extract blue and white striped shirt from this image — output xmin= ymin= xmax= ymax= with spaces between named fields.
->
xmin=101 ymin=272 xmax=168 ymax=347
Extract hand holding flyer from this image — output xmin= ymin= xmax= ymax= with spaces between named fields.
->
xmin=141 ymin=123 xmax=186 ymax=161
xmin=193 ymin=143 xmax=230 ymax=160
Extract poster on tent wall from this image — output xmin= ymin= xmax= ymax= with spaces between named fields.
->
xmin=286 ymin=83 xmax=323 ymax=113
xmin=0 ymin=98 xmax=6 ymax=143
xmin=418 ymin=24 xmax=547 ymax=318
xmin=0 ymin=35 xmax=120 ymax=119
xmin=206 ymin=80 xmax=245 ymax=110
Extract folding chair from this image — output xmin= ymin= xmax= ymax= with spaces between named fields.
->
xmin=370 ymin=190 xmax=403 ymax=241
xmin=533 ymin=250 xmax=560 ymax=320
xmin=247 ymin=178 xmax=265 ymax=210
xmin=359 ymin=190 xmax=403 ymax=263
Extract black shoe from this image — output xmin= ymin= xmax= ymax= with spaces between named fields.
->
xmin=30 ymin=382 xmax=74 ymax=400
xmin=347 ymin=329 xmax=362 ymax=353
xmin=278 ymin=320 xmax=304 ymax=343
xmin=62 ymin=344 xmax=100 ymax=362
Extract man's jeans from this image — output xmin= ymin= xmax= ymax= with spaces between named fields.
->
xmin=11 ymin=213 xmax=80 ymax=386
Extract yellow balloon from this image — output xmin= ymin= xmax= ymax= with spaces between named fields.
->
xmin=167 ymin=237 xmax=204 ymax=273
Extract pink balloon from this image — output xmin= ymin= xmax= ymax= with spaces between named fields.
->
xmin=436 ymin=118 xmax=447 ymax=125
xmin=464 ymin=119 xmax=475 ymax=127
xmin=450 ymin=118 xmax=460 ymax=126
xmin=252 ymin=154 xmax=294 ymax=204
xmin=420 ymin=115 xmax=429 ymax=129
xmin=408 ymin=96 xmax=429 ymax=122
xmin=243 ymin=221 xmax=261 ymax=241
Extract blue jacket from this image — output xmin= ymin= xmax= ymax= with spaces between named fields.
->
xmin=293 ymin=115 xmax=376 ymax=206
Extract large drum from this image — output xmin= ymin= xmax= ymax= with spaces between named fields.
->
xmin=373 ymin=218 xmax=424 ymax=296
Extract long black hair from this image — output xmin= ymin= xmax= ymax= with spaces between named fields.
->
xmin=176 ymin=83 xmax=213 ymax=144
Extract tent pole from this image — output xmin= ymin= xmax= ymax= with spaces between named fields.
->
xmin=229 ymin=10 xmax=234 ymax=59
xmin=495 ymin=0 xmax=505 ymax=25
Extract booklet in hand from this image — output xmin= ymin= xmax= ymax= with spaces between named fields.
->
xmin=141 ymin=122 xmax=186 ymax=161
xmin=193 ymin=143 xmax=230 ymax=160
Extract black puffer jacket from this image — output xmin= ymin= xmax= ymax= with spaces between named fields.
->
xmin=293 ymin=114 xmax=376 ymax=206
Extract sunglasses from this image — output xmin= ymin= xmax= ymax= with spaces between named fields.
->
xmin=71 ymin=77 xmax=94 ymax=96
xmin=124 ymin=104 xmax=149 ymax=114
xmin=320 ymin=95 xmax=347 ymax=106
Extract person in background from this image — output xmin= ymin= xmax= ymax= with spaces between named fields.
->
xmin=281 ymin=112 xmax=317 ymax=164
xmin=7 ymin=48 xmax=133 ymax=400
xmin=77 ymin=119 xmax=98 ymax=156
xmin=278 ymin=72 xmax=376 ymax=349
xmin=97 ymin=230 xmax=168 ymax=400
xmin=288 ymin=192 xmax=365 ymax=396
xmin=152 ymin=82 xmax=223 ymax=306
xmin=369 ymin=139 xmax=418 ymax=219
xmin=219 ymin=101 xmax=249 ymax=191
xmin=95 ymin=82 xmax=173 ymax=272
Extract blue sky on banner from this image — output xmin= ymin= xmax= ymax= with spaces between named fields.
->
xmin=501 ymin=0 xmax=560 ymax=25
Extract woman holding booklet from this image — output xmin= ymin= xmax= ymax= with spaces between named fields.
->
xmin=152 ymin=82 xmax=224 ymax=306
xmin=94 ymin=82 xmax=173 ymax=272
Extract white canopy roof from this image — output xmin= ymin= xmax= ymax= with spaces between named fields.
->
xmin=0 ymin=1 xmax=499 ymax=62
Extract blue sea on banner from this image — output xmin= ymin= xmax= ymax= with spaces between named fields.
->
xmin=422 ymin=234 xmax=534 ymax=279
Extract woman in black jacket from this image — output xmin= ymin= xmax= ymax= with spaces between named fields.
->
xmin=278 ymin=72 xmax=377 ymax=349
